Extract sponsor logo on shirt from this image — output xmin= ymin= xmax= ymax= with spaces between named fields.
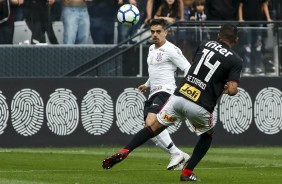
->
xmin=179 ymin=83 xmax=201 ymax=102
xmin=162 ymin=114 xmax=176 ymax=122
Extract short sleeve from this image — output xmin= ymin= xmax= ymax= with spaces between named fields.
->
xmin=168 ymin=46 xmax=191 ymax=71
xmin=228 ymin=58 xmax=242 ymax=82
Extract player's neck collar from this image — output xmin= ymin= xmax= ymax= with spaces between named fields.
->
xmin=155 ymin=40 xmax=167 ymax=49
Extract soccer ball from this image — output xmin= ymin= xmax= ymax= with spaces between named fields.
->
xmin=117 ymin=4 xmax=140 ymax=27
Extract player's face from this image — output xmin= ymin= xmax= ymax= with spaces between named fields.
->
xmin=150 ymin=25 xmax=168 ymax=47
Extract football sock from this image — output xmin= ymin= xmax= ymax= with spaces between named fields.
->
xmin=119 ymin=148 xmax=129 ymax=157
xmin=152 ymin=129 xmax=182 ymax=154
xmin=182 ymin=169 xmax=193 ymax=176
xmin=124 ymin=126 xmax=154 ymax=153
xmin=151 ymin=129 xmax=178 ymax=153
xmin=185 ymin=132 xmax=212 ymax=171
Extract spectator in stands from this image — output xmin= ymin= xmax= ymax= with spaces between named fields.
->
xmin=206 ymin=0 xmax=239 ymax=21
xmin=154 ymin=0 xmax=183 ymax=24
xmin=88 ymin=0 xmax=115 ymax=44
xmin=183 ymin=0 xmax=194 ymax=20
xmin=145 ymin=0 xmax=184 ymax=24
xmin=62 ymin=0 xmax=90 ymax=44
xmin=190 ymin=0 xmax=206 ymax=21
xmin=0 ymin=0 xmax=24 ymax=44
xmin=238 ymin=0 xmax=272 ymax=76
xmin=177 ymin=0 xmax=195 ymax=61
xmin=24 ymin=0 xmax=58 ymax=44
xmin=190 ymin=0 xmax=209 ymax=41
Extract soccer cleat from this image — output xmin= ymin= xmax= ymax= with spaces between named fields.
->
xmin=180 ymin=173 xmax=198 ymax=182
xmin=167 ymin=152 xmax=190 ymax=170
xmin=102 ymin=152 xmax=127 ymax=169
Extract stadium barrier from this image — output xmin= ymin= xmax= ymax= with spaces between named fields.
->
xmin=0 ymin=77 xmax=281 ymax=147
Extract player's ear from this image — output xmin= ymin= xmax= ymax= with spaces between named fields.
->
xmin=234 ymin=36 xmax=239 ymax=44
xmin=217 ymin=33 xmax=221 ymax=41
xmin=164 ymin=29 xmax=168 ymax=36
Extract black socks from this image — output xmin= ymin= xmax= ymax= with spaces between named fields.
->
xmin=124 ymin=126 xmax=155 ymax=153
xmin=186 ymin=132 xmax=213 ymax=170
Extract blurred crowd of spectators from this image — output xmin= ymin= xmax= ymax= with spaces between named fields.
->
xmin=0 ymin=0 xmax=280 ymax=75
xmin=0 ymin=0 xmax=278 ymax=45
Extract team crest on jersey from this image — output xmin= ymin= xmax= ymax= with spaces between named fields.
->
xmin=179 ymin=83 xmax=201 ymax=102
xmin=156 ymin=52 xmax=162 ymax=62
xmin=162 ymin=114 xmax=176 ymax=122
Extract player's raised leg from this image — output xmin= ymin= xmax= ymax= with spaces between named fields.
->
xmin=102 ymin=119 xmax=166 ymax=169
xmin=151 ymin=129 xmax=190 ymax=170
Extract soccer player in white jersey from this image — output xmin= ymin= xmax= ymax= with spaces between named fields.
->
xmin=137 ymin=18 xmax=191 ymax=170
xmin=102 ymin=23 xmax=242 ymax=182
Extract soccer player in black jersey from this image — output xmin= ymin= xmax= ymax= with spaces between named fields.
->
xmin=102 ymin=24 xmax=243 ymax=182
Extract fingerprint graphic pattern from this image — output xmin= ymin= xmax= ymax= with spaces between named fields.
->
xmin=11 ymin=89 xmax=44 ymax=136
xmin=220 ymin=87 xmax=252 ymax=134
xmin=116 ymin=88 xmax=146 ymax=135
xmin=254 ymin=87 xmax=282 ymax=134
xmin=46 ymin=88 xmax=79 ymax=136
xmin=81 ymin=88 xmax=114 ymax=135
xmin=0 ymin=91 xmax=9 ymax=135
xmin=185 ymin=105 xmax=218 ymax=133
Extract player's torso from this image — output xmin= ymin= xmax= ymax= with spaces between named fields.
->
xmin=175 ymin=40 xmax=239 ymax=112
xmin=147 ymin=42 xmax=178 ymax=96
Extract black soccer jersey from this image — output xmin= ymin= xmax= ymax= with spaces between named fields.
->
xmin=174 ymin=40 xmax=243 ymax=113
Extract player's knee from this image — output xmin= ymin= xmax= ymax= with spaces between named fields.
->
xmin=201 ymin=128 xmax=214 ymax=139
xmin=145 ymin=118 xmax=166 ymax=136
xmin=145 ymin=113 xmax=157 ymax=126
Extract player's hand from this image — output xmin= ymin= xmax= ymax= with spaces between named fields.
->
xmin=224 ymin=81 xmax=238 ymax=96
xmin=138 ymin=84 xmax=148 ymax=93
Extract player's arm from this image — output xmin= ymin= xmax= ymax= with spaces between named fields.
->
xmin=169 ymin=47 xmax=191 ymax=76
xmin=223 ymin=81 xmax=238 ymax=96
xmin=138 ymin=79 xmax=150 ymax=93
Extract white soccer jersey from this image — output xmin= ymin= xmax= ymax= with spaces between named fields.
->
xmin=145 ymin=40 xmax=191 ymax=99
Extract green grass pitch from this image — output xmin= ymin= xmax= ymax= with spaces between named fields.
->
xmin=0 ymin=146 xmax=281 ymax=184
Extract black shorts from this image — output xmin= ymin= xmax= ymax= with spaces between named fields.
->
xmin=143 ymin=92 xmax=171 ymax=120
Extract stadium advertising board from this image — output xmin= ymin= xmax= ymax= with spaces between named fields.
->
xmin=0 ymin=77 xmax=281 ymax=147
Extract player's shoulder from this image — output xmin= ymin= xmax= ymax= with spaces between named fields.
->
xmin=149 ymin=44 xmax=155 ymax=51
xmin=164 ymin=41 xmax=181 ymax=53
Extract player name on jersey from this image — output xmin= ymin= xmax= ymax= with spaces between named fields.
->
xmin=185 ymin=75 xmax=206 ymax=90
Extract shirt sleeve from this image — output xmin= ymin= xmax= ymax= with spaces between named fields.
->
xmin=144 ymin=78 xmax=150 ymax=87
xmin=228 ymin=58 xmax=243 ymax=82
xmin=169 ymin=46 xmax=191 ymax=73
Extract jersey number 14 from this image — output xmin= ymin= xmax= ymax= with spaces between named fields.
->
xmin=193 ymin=49 xmax=221 ymax=82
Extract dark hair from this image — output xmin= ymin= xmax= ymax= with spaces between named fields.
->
xmin=219 ymin=24 xmax=238 ymax=43
xmin=160 ymin=0 xmax=180 ymax=18
xmin=194 ymin=0 xmax=206 ymax=7
xmin=150 ymin=18 xmax=167 ymax=28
